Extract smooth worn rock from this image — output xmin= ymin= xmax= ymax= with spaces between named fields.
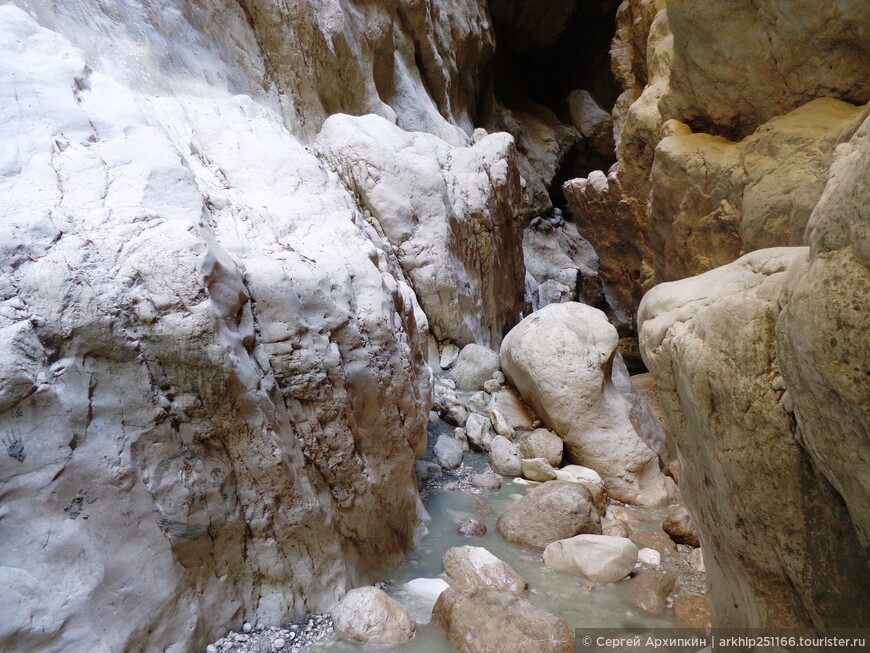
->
xmin=662 ymin=506 xmax=700 ymax=548
xmin=465 ymin=413 xmax=496 ymax=452
xmin=602 ymin=520 xmax=632 ymax=539
xmin=649 ymin=99 xmax=867 ymax=283
xmin=434 ymin=434 xmax=464 ymax=470
xmin=442 ymin=546 xmax=527 ymax=593
xmin=489 ymin=409 xmax=514 ymax=439
xmin=628 ymin=570 xmax=676 ymax=615
xmin=489 ymin=388 xmax=536 ymax=431
xmin=458 ymin=519 xmax=487 ymax=538
xmin=637 ymin=548 xmax=661 ymax=566
xmin=568 ymin=89 xmax=616 ymax=161
xmin=521 ymin=458 xmax=556 ymax=482
xmin=451 ymin=344 xmax=502 ymax=391
xmin=470 ymin=474 xmax=503 ymax=491
xmin=497 ymin=481 xmax=601 ymax=551
xmin=690 ymin=548 xmax=705 ymax=573
xmin=517 ymin=428 xmax=563 ymax=467
xmin=483 ymin=378 xmax=501 ymax=394
xmin=488 ymin=435 xmax=522 ymax=477
xmin=416 ymin=461 xmax=442 ymax=483
xmin=553 ymin=465 xmax=602 ymax=485
xmin=333 ymin=587 xmax=416 ymax=645
xmin=639 ymin=244 xmax=869 ymax=628
xmin=523 ymin=211 xmax=604 ymax=312
xmin=543 ymin=535 xmax=638 ymax=583
xmin=453 ymin=427 xmax=470 ymax=451
xmin=432 ymin=587 xmax=574 ymax=653
xmin=499 ymin=302 xmax=675 ymax=506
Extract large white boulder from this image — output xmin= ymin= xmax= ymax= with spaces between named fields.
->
xmin=543 ymin=535 xmax=638 ymax=583
xmin=499 ymin=302 xmax=675 ymax=506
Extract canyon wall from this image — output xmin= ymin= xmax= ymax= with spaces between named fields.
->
xmin=0 ymin=1 xmax=531 ymax=651
xmin=580 ymin=0 xmax=870 ymax=630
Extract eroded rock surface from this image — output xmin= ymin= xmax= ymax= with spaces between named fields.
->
xmin=500 ymin=303 xmax=674 ymax=506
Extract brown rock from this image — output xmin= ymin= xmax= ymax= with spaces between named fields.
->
xmin=628 ymin=570 xmax=676 ymax=615
xmin=517 ymin=428 xmax=564 ymax=467
xmin=471 ymin=473 xmax=503 ymax=491
xmin=629 ymin=530 xmax=678 ymax=560
xmin=496 ymin=481 xmax=601 ymax=551
xmin=602 ymin=520 xmax=632 ymax=539
xmin=458 ymin=519 xmax=487 ymax=538
xmin=662 ymin=506 xmax=700 ymax=547
xmin=442 ymin=546 xmax=527 ymax=593
xmin=673 ymin=594 xmax=712 ymax=630
xmin=432 ymin=587 xmax=574 ymax=653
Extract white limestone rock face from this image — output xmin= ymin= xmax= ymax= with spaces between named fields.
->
xmin=0 ymin=8 xmax=431 ymax=652
xmin=639 ymin=246 xmax=869 ymax=627
xmin=317 ymin=114 xmax=528 ymax=349
xmin=500 ymin=303 xmax=674 ymax=506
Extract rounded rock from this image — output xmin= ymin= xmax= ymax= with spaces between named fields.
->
xmin=488 ymin=435 xmax=522 ymax=477
xmin=518 ymin=428 xmax=564 ymax=467
xmin=471 ymin=473 xmax=502 ymax=490
xmin=521 ymin=457 xmax=557 ymax=482
xmin=543 ymin=534 xmax=638 ymax=582
xmin=242 ymin=622 xmax=252 ymax=634
xmin=332 ymin=587 xmax=415 ymax=645
xmin=458 ymin=519 xmax=487 ymax=538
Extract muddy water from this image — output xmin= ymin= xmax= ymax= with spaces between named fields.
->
xmin=310 ymin=452 xmax=690 ymax=653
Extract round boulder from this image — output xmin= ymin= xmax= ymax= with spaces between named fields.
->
xmin=471 ymin=473 xmax=502 ymax=490
xmin=499 ymin=302 xmax=675 ymax=506
xmin=434 ymin=434 xmax=463 ymax=470
xmin=451 ymin=344 xmax=500 ymax=391
xmin=488 ymin=435 xmax=522 ymax=477
xmin=543 ymin=534 xmax=638 ymax=582
xmin=432 ymin=587 xmax=574 ymax=653
xmin=458 ymin=519 xmax=487 ymax=538
xmin=628 ymin=570 xmax=676 ymax=615
xmin=496 ymin=481 xmax=601 ymax=550
xmin=518 ymin=428 xmax=563 ymax=467
xmin=662 ymin=506 xmax=701 ymax=547
xmin=332 ymin=586 xmax=415 ymax=645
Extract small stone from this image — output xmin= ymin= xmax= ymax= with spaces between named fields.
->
xmin=235 ymin=634 xmax=249 ymax=642
xmin=488 ymin=435 xmax=521 ymax=477
xmin=493 ymin=371 xmax=505 ymax=384
xmin=637 ymin=547 xmax=661 ymax=566
xmin=630 ymin=529 xmax=678 ymax=559
xmin=273 ymin=638 xmax=285 ymax=650
xmin=521 ymin=457 xmax=556 ymax=482
xmin=690 ymin=547 xmax=705 ymax=572
xmin=554 ymin=464 xmax=602 ymax=485
xmin=242 ymin=622 xmax=252 ymax=633
xmin=440 ymin=343 xmax=460 ymax=369
xmin=453 ymin=427 xmax=469 ymax=451
xmin=518 ymin=429 xmax=563 ymax=467
xmin=287 ymin=631 xmax=296 ymax=640
xmin=470 ymin=473 xmax=502 ymax=490
xmin=466 ymin=391 xmax=491 ymax=413
xmin=483 ymin=378 xmax=501 ymax=393
xmin=458 ymin=518 xmax=487 ymax=537
xmin=465 ymin=413 xmax=495 ymax=451
xmin=489 ymin=409 xmax=514 ymax=438
xmin=206 ymin=645 xmax=217 ymax=653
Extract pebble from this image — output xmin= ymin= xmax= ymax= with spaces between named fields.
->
xmin=242 ymin=622 xmax=252 ymax=633
xmin=206 ymin=614 xmax=334 ymax=653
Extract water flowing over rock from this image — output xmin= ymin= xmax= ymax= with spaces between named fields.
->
xmin=500 ymin=302 xmax=674 ymax=506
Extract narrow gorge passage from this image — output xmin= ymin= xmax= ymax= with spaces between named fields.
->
xmin=1 ymin=1 xmax=868 ymax=653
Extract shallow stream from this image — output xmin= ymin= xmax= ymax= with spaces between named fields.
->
xmin=311 ymin=452 xmax=688 ymax=653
